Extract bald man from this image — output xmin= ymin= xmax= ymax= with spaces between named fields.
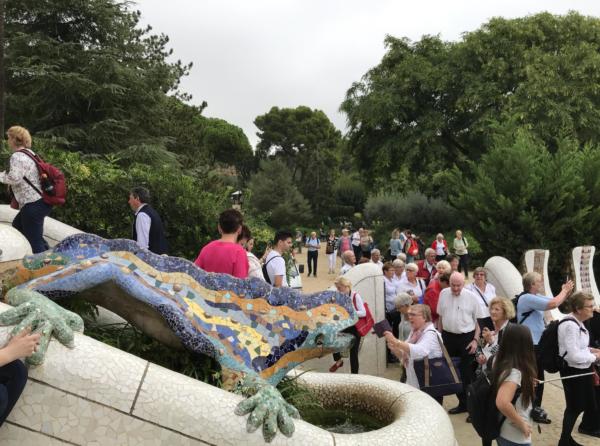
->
xmin=340 ymin=250 xmax=356 ymax=275
xmin=437 ymin=272 xmax=484 ymax=416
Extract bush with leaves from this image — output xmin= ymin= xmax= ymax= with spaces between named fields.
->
xmin=0 ymin=143 xmax=228 ymax=260
xmin=246 ymin=159 xmax=312 ymax=229
xmin=448 ymin=125 xmax=600 ymax=285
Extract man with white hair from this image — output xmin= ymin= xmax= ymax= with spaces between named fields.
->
xmin=370 ymin=249 xmax=383 ymax=267
xmin=340 ymin=250 xmax=356 ymax=275
xmin=417 ymin=247 xmax=437 ymax=285
xmin=437 ymin=272 xmax=484 ymax=417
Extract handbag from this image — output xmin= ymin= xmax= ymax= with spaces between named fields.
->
xmin=353 ymin=292 xmax=374 ymax=337
xmin=413 ymin=331 xmax=463 ymax=398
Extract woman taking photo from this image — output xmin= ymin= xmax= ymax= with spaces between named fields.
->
xmin=476 ymin=297 xmax=514 ymax=369
xmin=493 ymin=324 xmax=537 ymax=446
xmin=0 ymin=126 xmax=51 ymax=253
xmin=329 ymin=276 xmax=366 ymax=374
xmin=384 ymin=304 xmax=443 ymax=403
xmin=558 ymin=292 xmax=600 ymax=446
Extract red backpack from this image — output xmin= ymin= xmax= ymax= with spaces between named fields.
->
xmin=19 ymin=149 xmax=67 ymax=206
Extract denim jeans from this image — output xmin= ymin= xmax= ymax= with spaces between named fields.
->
xmin=0 ymin=360 xmax=28 ymax=427
xmin=12 ymin=198 xmax=51 ymax=253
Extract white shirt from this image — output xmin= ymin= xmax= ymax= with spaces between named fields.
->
xmin=265 ymin=250 xmax=288 ymax=287
xmin=383 ymin=276 xmax=398 ymax=312
xmin=398 ymin=276 xmax=426 ymax=302
xmin=134 ymin=204 xmax=151 ymax=250
xmin=437 ymin=287 xmax=484 ymax=333
xmin=499 ymin=369 xmax=532 ymax=444
xmin=351 ymin=231 xmax=361 ymax=247
xmin=466 ymin=282 xmax=496 ymax=318
xmin=405 ymin=325 xmax=444 ymax=388
xmin=434 ymin=240 xmax=446 ymax=256
xmin=340 ymin=263 xmax=353 ymax=275
xmin=558 ymin=314 xmax=596 ymax=369
xmin=371 ymin=259 xmax=383 ymax=268
xmin=392 ymin=272 xmax=406 ymax=289
xmin=0 ymin=149 xmax=43 ymax=207
xmin=351 ymin=292 xmax=367 ymax=318
xmin=247 ymin=252 xmax=265 ymax=281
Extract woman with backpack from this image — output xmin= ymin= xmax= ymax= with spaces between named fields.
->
xmin=557 ymin=292 xmax=600 ymax=446
xmin=493 ymin=324 xmax=537 ymax=446
xmin=329 ymin=277 xmax=366 ymax=374
xmin=0 ymin=126 xmax=52 ymax=253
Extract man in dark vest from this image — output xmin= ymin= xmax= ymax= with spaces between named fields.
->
xmin=128 ymin=186 xmax=168 ymax=255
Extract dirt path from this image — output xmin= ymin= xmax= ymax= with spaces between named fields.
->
xmin=294 ymin=245 xmax=595 ymax=445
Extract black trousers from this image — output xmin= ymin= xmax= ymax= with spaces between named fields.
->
xmin=442 ymin=330 xmax=475 ymax=407
xmin=333 ymin=325 xmax=360 ymax=374
xmin=560 ymin=365 xmax=598 ymax=441
xmin=533 ymin=344 xmax=545 ymax=408
xmin=352 ymin=245 xmax=361 ymax=264
xmin=0 ymin=360 xmax=28 ymax=427
xmin=307 ymin=250 xmax=318 ymax=276
xmin=12 ymin=198 xmax=51 ymax=253
xmin=458 ymin=254 xmax=469 ymax=278
xmin=385 ymin=310 xmax=401 ymax=362
xmin=580 ymin=383 xmax=600 ymax=431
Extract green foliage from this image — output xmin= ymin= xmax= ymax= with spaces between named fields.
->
xmin=4 ymin=142 xmax=228 ymax=260
xmin=448 ymin=124 xmax=600 ymax=283
xmin=364 ymin=191 xmax=460 ymax=235
xmin=246 ymin=159 xmax=312 ymax=229
xmin=5 ymin=0 xmax=191 ymax=154
xmin=341 ymin=12 xmax=600 ymax=191
xmin=329 ymin=176 xmax=367 ymax=222
xmin=254 ymin=106 xmax=342 ymax=218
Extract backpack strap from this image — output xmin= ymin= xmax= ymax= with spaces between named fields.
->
xmin=17 ymin=150 xmax=45 ymax=198
xmin=264 ymin=255 xmax=282 ymax=268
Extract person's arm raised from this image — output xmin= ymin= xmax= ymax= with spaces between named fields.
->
xmin=546 ymin=280 xmax=574 ymax=310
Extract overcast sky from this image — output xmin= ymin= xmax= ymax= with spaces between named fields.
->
xmin=137 ymin=1 xmax=600 ymax=147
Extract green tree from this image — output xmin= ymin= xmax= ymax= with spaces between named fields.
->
xmin=342 ymin=12 xmax=600 ymax=190
xmin=5 ymin=0 xmax=191 ymax=153
xmin=246 ymin=159 xmax=312 ymax=229
xmin=448 ymin=124 xmax=600 ymax=282
xmin=254 ymin=106 xmax=341 ymax=217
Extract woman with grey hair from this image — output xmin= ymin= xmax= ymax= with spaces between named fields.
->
xmin=398 ymin=262 xmax=426 ymax=304
xmin=385 ymin=304 xmax=443 ymax=403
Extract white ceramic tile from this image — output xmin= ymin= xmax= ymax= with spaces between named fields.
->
xmin=27 ymin=331 xmax=147 ymax=413
xmin=0 ymin=422 xmax=69 ymax=445
xmin=133 ymin=363 xmax=334 ymax=446
xmin=8 ymin=381 xmax=200 ymax=446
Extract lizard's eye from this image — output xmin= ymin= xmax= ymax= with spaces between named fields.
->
xmin=315 ymin=334 xmax=324 ymax=346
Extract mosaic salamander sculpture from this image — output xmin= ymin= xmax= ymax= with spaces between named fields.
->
xmin=0 ymin=233 xmax=357 ymax=442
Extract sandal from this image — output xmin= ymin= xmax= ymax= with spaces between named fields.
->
xmin=329 ymin=360 xmax=343 ymax=373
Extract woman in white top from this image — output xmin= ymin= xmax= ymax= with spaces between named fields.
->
xmin=467 ymin=267 xmax=497 ymax=331
xmin=476 ymin=297 xmax=514 ymax=371
xmin=0 ymin=126 xmax=51 ymax=253
xmin=385 ymin=304 xmax=443 ymax=402
xmin=492 ymin=324 xmax=537 ymax=446
xmin=329 ymin=277 xmax=366 ymax=374
xmin=557 ymin=292 xmax=600 ymax=446
xmin=398 ymin=263 xmax=426 ymax=304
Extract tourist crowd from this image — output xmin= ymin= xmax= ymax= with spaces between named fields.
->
xmin=1 ymin=126 xmax=599 ymax=446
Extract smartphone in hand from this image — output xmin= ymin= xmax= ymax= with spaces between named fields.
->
xmin=373 ymin=319 xmax=393 ymax=337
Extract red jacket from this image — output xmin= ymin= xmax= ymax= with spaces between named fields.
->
xmin=417 ymin=259 xmax=437 ymax=285
xmin=424 ymin=279 xmax=442 ymax=323
xmin=430 ymin=239 xmax=449 ymax=254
